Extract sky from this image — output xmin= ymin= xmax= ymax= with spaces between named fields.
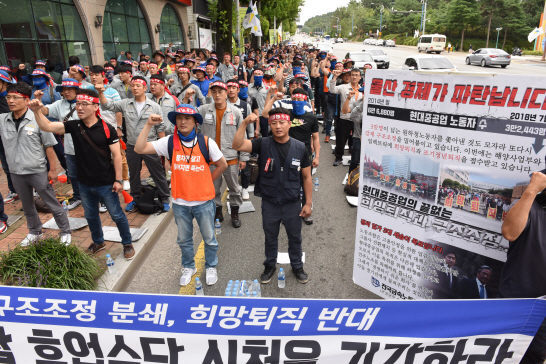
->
xmin=297 ymin=0 xmax=352 ymax=25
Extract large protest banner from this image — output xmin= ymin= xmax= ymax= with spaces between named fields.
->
xmin=0 ymin=286 xmax=545 ymax=363
xmin=354 ymin=70 xmax=546 ymax=300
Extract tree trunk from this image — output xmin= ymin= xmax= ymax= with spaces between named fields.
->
xmin=485 ymin=10 xmax=492 ymax=48
xmin=461 ymin=28 xmax=465 ymax=52
xmin=502 ymin=27 xmax=507 ymax=50
xmin=216 ymin=0 xmax=233 ymax=56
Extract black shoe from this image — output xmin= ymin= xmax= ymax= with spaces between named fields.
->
xmin=260 ymin=265 xmax=277 ymax=284
xmin=293 ymin=267 xmax=309 ymax=284
xmin=333 ymin=159 xmax=342 ymax=166
xmin=215 ymin=206 xmax=224 ymax=222
xmin=322 ymin=129 xmax=326 ymax=134
xmin=231 ymin=206 xmax=241 ymax=228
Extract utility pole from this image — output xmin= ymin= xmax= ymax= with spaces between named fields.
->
xmin=379 ymin=5 xmax=384 ymax=38
xmin=422 ymin=0 xmax=427 ymax=36
xmin=274 ymin=15 xmax=276 ymax=45
xmin=495 ymin=27 xmax=502 ymax=48
xmin=236 ymin=0 xmax=240 ymax=54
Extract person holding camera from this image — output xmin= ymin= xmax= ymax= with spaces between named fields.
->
xmin=500 ymin=171 xmax=546 ymax=363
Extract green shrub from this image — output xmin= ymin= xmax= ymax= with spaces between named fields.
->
xmin=523 ymin=50 xmax=543 ymax=56
xmin=0 ymin=238 xmax=103 ymax=290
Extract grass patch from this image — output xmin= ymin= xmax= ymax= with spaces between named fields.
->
xmin=0 ymin=237 xmax=102 ymax=290
xmin=523 ymin=50 xmax=543 ymax=56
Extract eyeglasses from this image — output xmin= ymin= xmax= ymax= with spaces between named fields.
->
xmin=75 ymin=102 xmax=95 ymax=108
xmin=5 ymin=96 xmax=26 ymax=101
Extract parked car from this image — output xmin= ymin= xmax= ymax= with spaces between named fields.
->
xmin=402 ymin=55 xmax=457 ymax=71
xmin=386 ymin=39 xmax=395 ymax=47
xmin=363 ymin=38 xmax=372 ymax=45
xmin=465 ymin=48 xmax=511 ymax=68
xmin=417 ymin=34 xmax=446 ymax=54
xmin=317 ymin=43 xmax=333 ymax=53
xmin=362 ymin=49 xmax=390 ymax=68
xmin=337 ymin=38 xmax=344 ymax=43
xmin=344 ymin=52 xmax=377 ymax=70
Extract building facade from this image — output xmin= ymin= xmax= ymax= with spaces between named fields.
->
xmin=0 ymin=0 xmax=194 ymax=72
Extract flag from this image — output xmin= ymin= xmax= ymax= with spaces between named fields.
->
xmin=278 ymin=23 xmax=283 ymax=43
xmin=249 ymin=1 xmax=262 ymax=36
xmin=242 ymin=1 xmax=255 ymax=29
xmin=528 ymin=27 xmax=544 ymax=42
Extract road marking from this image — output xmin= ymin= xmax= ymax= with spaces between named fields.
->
xmin=179 ymin=189 xmax=228 ymax=295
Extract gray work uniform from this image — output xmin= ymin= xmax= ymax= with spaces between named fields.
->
xmin=110 ymin=80 xmax=134 ymax=99
xmin=0 ymin=110 xmax=70 ymax=235
xmin=218 ymin=63 xmax=237 ymax=83
xmin=146 ymin=92 xmax=177 ymax=135
xmin=197 ymin=103 xmax=249 ymax=208
xmin=169 ymin=79 xmax=206 ymax=108
xmin=101 ymin=98 xmax=170 ymax=202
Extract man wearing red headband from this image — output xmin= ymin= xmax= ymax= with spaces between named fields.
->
xmin=147 ymin=74 xmax=177 ymax=135
xmin=29 ymin=89 xmax=135 ymax=260
xmin=96 ymin=76 xmax=171 ymax=212
xmin=68 ymin=64 xmax=93 ymax=89
xmin=170 ymin=66 xmax=205 ymax=108
xmin=135 ymin=61 xmax=150 ymax=78
xmin=0 ymin=82 xmax=71 ymax=246
xmin=232 ymin=107 xmax=312 ymax=285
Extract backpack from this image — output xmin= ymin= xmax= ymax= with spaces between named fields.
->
xmin=344 ymin=167 xmax=360 ymax=196
xmin=135 ymin=186 xmax=163 ymax=214
xmin=167 ymin=132 xmax=210 ymax=164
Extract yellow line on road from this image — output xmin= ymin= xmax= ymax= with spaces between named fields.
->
xmin=179 ymin=189 xmax=228 ymax=295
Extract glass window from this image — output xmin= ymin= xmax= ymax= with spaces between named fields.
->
xmin=159 ymin=4 xmax=184 ymax=52
xmin=103 ymin=0 xmax=152 ymax=61
xmin=0 ymin=0 xmax=89 ymax=73
xmin=32 ymin=0 xmax=65 ymax=40
xmin=0 ymin=0 xmax=37 ymax=39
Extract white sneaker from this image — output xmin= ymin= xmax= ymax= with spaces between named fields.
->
xmin=99 ymin=203 xmax=107 ymax=213
xmin=60 ymin=234 xmax=72 ymax=246
xmin=20 ymin=233 xmax=43 ymax=247
xmin=123 ymin=180 xmax=130 ymax=191
xmin=241 ymin=188 xmax=250 ymax=200
xmin=67 ymin=198 xmax=81 ymax=210
xmin=180 ymin=267 xmax=197 ymax=286
xmin=206 ymin=267 xmax=218 ymax=285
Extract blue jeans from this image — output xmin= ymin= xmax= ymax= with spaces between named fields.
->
xmin=65 ymin=154 xmax=81 ymax=200
xmin=324 ymin=99 xmax=336 ymax=137
xmin=173 ymin=200 xmax=218 ymax=269
xmin=79 ymin=183 xmax=132 ymax=246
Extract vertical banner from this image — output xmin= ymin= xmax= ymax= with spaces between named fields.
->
xmin=354 ymin=70 xmax=546 ymax=300
xmin=199 ymin=28 xmax=213 ymax=50
xmin=269 ymin=29 xmax=275 ymax=45
xmin=0 ymin=286 xmax=545 ymax=363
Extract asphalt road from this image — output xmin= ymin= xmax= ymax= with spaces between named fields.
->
xmin=127 ymin=37 xmax=543 ymax=299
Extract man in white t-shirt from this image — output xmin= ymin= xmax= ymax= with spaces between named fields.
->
xmin=134 ymin=104 xmax=227 ymax=286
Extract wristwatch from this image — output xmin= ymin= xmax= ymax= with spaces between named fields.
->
xmin=117 ymin=126 xmax=122 ymax=130
xmin=115 ymin=180 xmax=123 ymax=185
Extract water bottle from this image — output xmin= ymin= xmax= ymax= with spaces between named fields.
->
xmin=225 ymin=291 xmax=231 ymax=296
xmin=253 ymin=291 xmax=258 ymax=298
xmin=106 ymin=254 xmax=116 ymax=274
xmin=195 ymin=277 xmax=204 ymax=296
xmin=232 ymin=288 xmax=238 ymax=297
xmin=314 ymin=178 xmax=319 ymax=192
xmin=278 ymin=268 xmax=285 ymax=288
xmin=62 ymin=200 xmax=68 ymax=214
xmin=253 ymin=279 xmax=261 ymax=297
xmin=215 ymin=219 xmax=221 ymax=235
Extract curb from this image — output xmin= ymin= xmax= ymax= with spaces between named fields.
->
xmin=97 ymin=208 xmax=174 ymax=292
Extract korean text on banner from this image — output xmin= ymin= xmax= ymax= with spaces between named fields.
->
xmin=0 ymin=286 xmax=545 ymax=363
xmin=354 ymin=70 xmax=546 ymax=300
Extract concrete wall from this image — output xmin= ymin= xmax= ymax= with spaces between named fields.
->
xmin=75 ymin=0 xmax=190 ymax=65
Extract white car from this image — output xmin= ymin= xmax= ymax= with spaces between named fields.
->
xmin=386 ymin=39 xmax=395 ymax=47
xmin=337 ymin=38 xmax=344 ymax=43
xmin=363 ymin=38 xmax=374 ymax=45
xmin=316 ymin=43 xmax=333 ymax=53
xmin=402 ymin=55 xmax=457 ymax=71
xmin=345 ymin=52 xmax=377 ymax=70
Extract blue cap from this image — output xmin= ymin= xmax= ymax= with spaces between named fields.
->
xmin=56 ymin=78 xmax=81 ymax=93
xmin=0 ymin=71 xmax=15 ymax=84
xmin=358 ymin=86 xmax=364 ymax=92
xmin=167 ymin=104 xmax=203 ymax=125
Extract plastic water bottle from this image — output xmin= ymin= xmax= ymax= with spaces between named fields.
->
xmin=195 ymin=277 xmax=204 ymax=296
xmin=232 ymin=288 xmax=238 ymax=297
xmin=253 ymin=279 xmax=262 ymax=297
xmin=314 ymin=178 xmax=319 ymax=192
xmin=215 ymin=219 xmax=221 ymax=235
xmin=278 ymin=268 xmax=285 ymax=288
xmin=62 ymin=200 xmax=68 ymax=214
xmin=225 ymin=291 xmax=231 ymax=296
xmin=106 ymin=254 xmax=116 ymax=274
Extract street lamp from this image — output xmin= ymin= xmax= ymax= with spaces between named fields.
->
xmin=495 ymin=27 xmax=503 ymax=49
xmin=333 ymin=16 xmax=340 ymax=37
xmin=370 ymin=3 xmax=385 ymax=38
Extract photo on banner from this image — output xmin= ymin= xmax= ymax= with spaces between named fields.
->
xmin=354 ymin=70 xmax=546 ymax=300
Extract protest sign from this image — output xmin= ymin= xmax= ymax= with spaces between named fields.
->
xmin=0 ymin=286 xmax=544 ymax=363
xmin=354 ymin=70 xmax=546 ymax=300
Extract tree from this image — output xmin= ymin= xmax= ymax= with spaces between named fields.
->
xmin=447 ymin=0 xmax=480 ymax=51
xmin=442 ymin=178 xmax=454 ymax=187
xmin=500 ymin=0 xmax=530 ymax=49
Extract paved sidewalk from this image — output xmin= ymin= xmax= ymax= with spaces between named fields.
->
xmin=0 ymin=161 xmax=164 ymax=261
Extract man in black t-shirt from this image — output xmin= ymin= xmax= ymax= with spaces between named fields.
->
xmin=232 ymin=107 xmax=312 ymax=285
xmin=29 ymin=89 xmax=136 ymax=261
xmin=500 ymin=171 xmax=546 ymax=364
